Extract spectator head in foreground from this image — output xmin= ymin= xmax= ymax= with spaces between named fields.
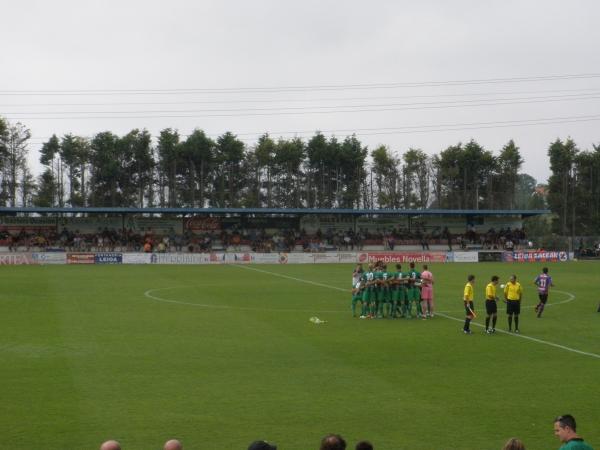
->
xmin=164 ymin=439 xmax=183 ymax=450
xmin=320 ymin=434 xmax=347 ymax=450
xmin=502 ymin=437 xmax=525 ymax=450
xmin=248 ymin=440 xmax=277 ymax=450
xmin=355 ymin=441 xmax=373 ymax=450
xmin=100 ymin=441 xmax=121 ymax=450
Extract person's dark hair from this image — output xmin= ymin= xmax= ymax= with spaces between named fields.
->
xmin=396 ymin=264 xmax=401 ymax=270
xmin=355 ymin=441 xmax=373 ymax=450
xmin=409 ymin=262 xmax=415 ymax=269
xmin=423 ymin=264 xmax=428 ymax=270
xmin=320 ymin=434 xmax=347 ymax=450
xmin=554 ymin=414 xmax=576 ymax=431
xmin=543 ymin=267 xmax=549 ymax=274
xmin=492 ymin=275 xmax=499 ymax=282
xmin=468 ymin=274 xmax=475 ymax=281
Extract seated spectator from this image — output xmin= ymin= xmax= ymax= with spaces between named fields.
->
xmin=320 ymin=434 xmax=347 ymax=450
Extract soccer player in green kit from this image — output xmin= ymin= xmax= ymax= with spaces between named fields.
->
xmin=360 ymin=264 xmax=376 ymax=318
xmin=405 ymin=262 xmax=422 ymax=318
xmin=380 ymin=265 xmax=392 ymax=317
xmin=351 ymin=279 xmax=364 ymax=317
xmin=390 ymin=263 xmax=406 ymax=318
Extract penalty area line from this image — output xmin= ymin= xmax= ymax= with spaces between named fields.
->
xmin=233 ymin=265 xmax=600 ymax=360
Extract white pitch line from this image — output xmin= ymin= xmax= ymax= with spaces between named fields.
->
xmin=234 ymin=264 xmax=348 ymax=292
xmin=233 ymin=265 xmax=600 ymax=360
xmin=143 ymin=286 xmax=346 ymax=313
xmin=435 ymin=312 xmax=600 ymax=360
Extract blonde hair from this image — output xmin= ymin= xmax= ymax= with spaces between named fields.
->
xmin=502 ymin=438 xmax=525 ymax=450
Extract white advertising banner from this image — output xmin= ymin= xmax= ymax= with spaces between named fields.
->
xmin=338 ymin=252 xmax=359 ymax=263
xmin=451 ymin=252 xmax=479 ymax=263
xmin=122 ymin=253 xmax=153 ymax=264
xmin=251 ymin=253 xmax=281 ymax=264
xmin=282 ymin=253 xmax=314 ymax=264
xmin=0 ymin=252 xmax=37 ymax=265
xmin=32 ymin=252 xmax=67 ymax=265
xmin=313 ymin=253 xmax=341 ymax=263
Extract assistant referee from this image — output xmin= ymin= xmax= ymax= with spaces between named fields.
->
xmin=504 ymin=274 xmax=523 ymax=333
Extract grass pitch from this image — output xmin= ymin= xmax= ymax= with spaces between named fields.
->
xmin=1 ymin=261 xmax=599 ymax=450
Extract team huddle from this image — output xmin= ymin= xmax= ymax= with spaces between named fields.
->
xmin=351 ymin=261 xmax=434 ymax=319
xmin=462 ymin=267 xmax=555 ymax=335
xmin=350 ymin=263 xmax=555 ymax=334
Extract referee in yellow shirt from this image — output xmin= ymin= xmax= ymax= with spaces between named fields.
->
xmin=504 ymin=274 xmax=523 ymax=333
xmin=463 ymin=274 xmax=476 ymax=334
xmin=485 ymin=275 xmax=500 ymax=334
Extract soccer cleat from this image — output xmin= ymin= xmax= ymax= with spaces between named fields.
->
xmin=359 ymin=315 xmax=366 ymax=319
xmin=515 ymin=329 xmax=520 ymax=333
xmin=491 ymin=328 xmax=496 ymax=333
xmin=485 ymin=329 xmax=492 ymax=334
xmin=463 ymin=329 xmax=473 ymax=334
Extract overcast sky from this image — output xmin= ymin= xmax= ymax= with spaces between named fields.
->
xmin=2 ymin=0 xmax=599 ymax=184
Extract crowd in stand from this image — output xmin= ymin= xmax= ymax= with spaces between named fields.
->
xmin=0 ymin=223 xmax=529 ymax=253
xmin=97 ymin=415 xmax=595 ymax=449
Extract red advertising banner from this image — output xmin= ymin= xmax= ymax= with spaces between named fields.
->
xmin=0 ymin=253 xmax=37 ymax=265
xmin=67 ymin=253 xmax=95 ymax=264
xmin=184 ymin=217 xmax=221 ymax=233
xmin=358 ymin=252 xmax=448 ymax=264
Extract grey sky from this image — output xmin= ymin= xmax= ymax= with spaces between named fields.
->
xmin=2 ymin=0 xmax=599 ymax=184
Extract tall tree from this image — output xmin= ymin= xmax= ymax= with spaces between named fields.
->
xmin=156 ymin=129 xmax=181 ymax=207
xmin=495 ymin=140 xmax=524 ymax=209
xmin=181 ymin=129 xmax=214 ymax=207
xmin=0 ymin=122 xmax=31 ymax=206
xmin=89 ymin=132 xmax=121 ymax=206
xmin=547 ymin=138 xmax=578 ymax=234
xmin=212 ymin=132 xmax=245 ymax=207
xmin=273 ymin=137 xmax=306 ymax=208
xmin=370 ymin=145 xmax=401 ymax=208
xmin=60 ymin=134 xmax=90 ymax=206
xmin=338 ymin=135 xmax=368 ymax=208
xmin=403 ymin=148 xmax=430 ymax=208
xmin=254 ymin=134 xmax=276 ymax=207
xmin=39 ymin=134 xmax=62 ymax=206
xmin=120 ymin=129 xmax=155 ymax=207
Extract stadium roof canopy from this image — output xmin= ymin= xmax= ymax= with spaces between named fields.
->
xmin=0 ymin=207 xmax=549 ymax=218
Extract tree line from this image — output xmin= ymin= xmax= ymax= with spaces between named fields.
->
xmin=1 ymin=116 xmax=599 ymax=234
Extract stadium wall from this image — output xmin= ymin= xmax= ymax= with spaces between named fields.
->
xmin=0 ymin=250 xmax=570 ymax=265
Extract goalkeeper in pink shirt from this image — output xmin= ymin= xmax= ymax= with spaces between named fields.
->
xmin=420 ymin=264 xmax=435 ymax=318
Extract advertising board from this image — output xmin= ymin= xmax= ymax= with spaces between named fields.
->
xmin=313 ymin=253 xmax=341 ymax=263
xmin=32 ymin=252 xmax=66 ymax=265
xmin=451 ymin=252 xmax=479 ymax=263
xmin=0 ymin=253 xmax=37 ymax=265
xmin=122 ymin=253 xmax=152 ymax=264
xmin=95 ymin=252 xmax=123 ymax=264
xmin=478 ymin=251 xmax=505 ymax=262
xmin=504 ymin=251 xmax=569 ymax=262
xmin=67 ymin=253 xmax=95 ymax=264
xmin=358 ymin=252 xmax=448 ymax=264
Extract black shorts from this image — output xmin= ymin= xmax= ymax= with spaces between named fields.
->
xmin=485 ymin=300 xmax=497 ymax=315
xmin=538 ymin=293 xmax=548 ymax=304
xmin=464 ymin=301 xmax=474 ymax=316
xmin=506 ymin=300 xmax=521 ymax=315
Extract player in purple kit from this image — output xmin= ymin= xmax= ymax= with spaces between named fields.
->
xmin=534 ymin=267 xmax=554 ymax=318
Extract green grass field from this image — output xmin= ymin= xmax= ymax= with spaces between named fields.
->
xmin=1 ymin=261 xmax=599 ymax=450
